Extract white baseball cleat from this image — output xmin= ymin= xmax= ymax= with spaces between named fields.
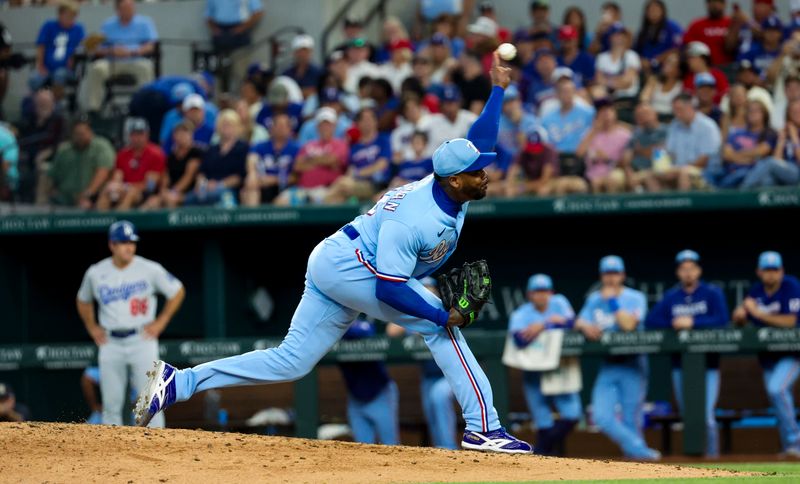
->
xmin=134 ymin=360 xmax=177 ymax=427
xmin=461 ymin=428 xmax=534 ymax=454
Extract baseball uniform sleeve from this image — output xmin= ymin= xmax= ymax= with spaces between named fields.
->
xmin=77 ymin=267 xmax=94 ymax=303
xmin=577 ymin=293 xmax=599 ymax=324
xmin=508 ymin=306 xmax=529 ymax=332
xmin=151 ymin=262 xmax=183 ymax=299
xmin=554 ymin=294 xmax=576 ymax=319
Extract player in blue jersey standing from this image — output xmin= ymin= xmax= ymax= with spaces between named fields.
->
xmin=135 ymin=52 xmax=532 ymax=454
xmin=646 ymin=250 xmax=729 ymax=457
xmin=575 ymin=255 xmax=661 ymax=460
xmin=733 ymin=251 xmax=800 ymax=457
xmin=508 ymin=273 xmax=581 ymax=456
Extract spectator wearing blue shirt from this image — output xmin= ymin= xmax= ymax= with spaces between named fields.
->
xmin=521 ymin=49 xmax=558 ymax=112
xmin=647 ymin=250 xmax=729 ymax=457
xmin=339 ymin=319 xmax=399 ymax=445
xmin=131 ymin=74 xmax=209 ymax=143
xmin=31 ymin=1 xmax=85 ymax=94
xmin=241 ymin=113 xmax=299 ymax=205
xmin=389 ymin=130 xmax=433 ymax=188
xmin=716 ymin=98 xmax=777 ymax=188
xmin=733 ymin=251 xmax=800 ymax=457
xmin=558 ymin=26 xmax=595 ymax=86
xmin=256 ymin=82 xmax=304 ymax=134
xmin=662 ymin=93 xmax=722 ymax=190
xmin=282 ymin=34 xmax=322 ymax=99
xmin=738 ymin=15 xmax=784 ymax=79
xmin=79 ymin=0 xmax=158 ymax=112
xmin=498 ymin=85 xmax=538 ymax=158
xmin=206 ymin=0 xmax=263 ymax=52
xmin=325 ymin=108 xmax=390 ymax=204
xmin=297 ymin=87 xmax=353 ymax=146
xmin=540 ymin=77 xmax=594 ymax=154
xmin=634 ymin=0 xmax=683 ymax=73
xmin=508 ymin=274 xmax=580 ymax=456
xmin=161 ymin=94 xmax=215 ymax=155
xmin=575 ymin=256 xmax=660 ymax=461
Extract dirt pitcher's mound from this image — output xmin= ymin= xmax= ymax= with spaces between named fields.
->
xmin=1 ymin=422 xmax=739 ymax=483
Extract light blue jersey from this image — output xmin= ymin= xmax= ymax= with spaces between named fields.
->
xmin=578 ymin=287 xmax=648 ymax=332
xmin=349 ymin=175 xmax=465 ymax=282
xmin=508 ymin=295 xmax=574 ymax=333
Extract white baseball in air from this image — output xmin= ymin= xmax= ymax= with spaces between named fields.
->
xmin=496 ymin=43 xmax=517 ymax=61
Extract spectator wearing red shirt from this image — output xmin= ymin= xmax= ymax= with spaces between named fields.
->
xmin=683 ymin=41 xmax=729 ymax=105
xmin=276 ymin=107 xmax=349 ymax=206
xmin=683 ymin=0 xmax=734 ymax=66
xmin=96 ymin=118 xmax=165 ymax=211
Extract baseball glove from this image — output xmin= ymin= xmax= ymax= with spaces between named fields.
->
xmin=437 ymin=260 xmax=492 ymax=328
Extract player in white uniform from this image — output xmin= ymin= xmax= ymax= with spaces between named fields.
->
xmin=77 ymin=220 xmax=185 ymax=427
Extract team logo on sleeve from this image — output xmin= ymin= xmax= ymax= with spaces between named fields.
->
xmin=420 ymin=240 xmax=449 ymax=264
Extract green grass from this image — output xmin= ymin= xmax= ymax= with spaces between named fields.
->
xmin=421 ymin=462 xmax=800 ymax=483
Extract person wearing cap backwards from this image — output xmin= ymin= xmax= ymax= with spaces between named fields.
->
xmin=738 ymin=14 xmax=785 ymax=78
xmin=575 ymin=256 xmax=661 ymax=460
xmin=77 ymin=220 xmax=184 ymax=427
xmin=683 ymin=0 xmax=734 ymax=66
xmin=136 ymin=52 xmax=534 ymax=454
xmin=646 ymin=250 xmax=729 ymax=457
xmin=508 ymin=274 xmax=580 ymax=456
xmin=283 ymin=34 xmax=322 ymax=99
xmin=558 ymin=25 xmax=595 ymax=86
xmin=96 ymin=118 xmax=166 ymax=211
xmin=575 ymin=255 xmax=661 ymax=460
xmin=694 ymin=72 xmax=723 ymax=126
xmin=733 ymin=251 xmax=800 ymax=457
xmin=684 ymin=41 xmax=730 ymax=105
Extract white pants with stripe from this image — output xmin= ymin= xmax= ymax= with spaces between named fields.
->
xmin=174 ymin=232 xmax=500 ymax=433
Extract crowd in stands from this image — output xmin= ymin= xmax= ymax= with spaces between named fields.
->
xmin=2 ymin=0 xmax=800 ymax=210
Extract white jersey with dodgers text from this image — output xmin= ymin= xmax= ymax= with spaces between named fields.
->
xmin=77 ymin=256 xmax=183 ymax=330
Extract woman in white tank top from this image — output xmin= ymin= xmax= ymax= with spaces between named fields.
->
xmin=640 ymin=52 xmax=682 ymax=116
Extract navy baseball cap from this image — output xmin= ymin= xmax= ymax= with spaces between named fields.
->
xmin=440 ymin=84 xmax=462 ymax=102
xmin=759 ymin=251 xmax=783 ymax=270
xmin=694 ymin=72 xmax=717 ymax=88
xmin=430 ymin=32 xmax=451 ymax=46
xmin=607 ymin=22 xmax=626 ymax=36
xmin=676 ymin=249 xmax=700 ymax=265
xmin=762 ymin=15 xmax=783 ymax=31
xmin=527 ymin=274 xmax=553 ymax=291
xmin=319 ymin=87 xmax=341 ymax=104
xmin=433 ymin=138 xmax=496 ymax=176
xmin=109 ymin=220 xmax=140 ymax=243
xmin=600 ymin=255 xmax=625 ymax=273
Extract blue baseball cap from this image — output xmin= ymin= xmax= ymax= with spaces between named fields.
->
xmin=694 ymin=72 xmax=716 ymax=88
xmin=433 ymin=138 xmax=497 ymax=176
xmin=108 ymin=220 xmax=139 ymax=243
xmin=676 ymin=249 xmax=700 ymax=265
xmin=440 ymin=84 xmax=462 ymax=102
xmin=600 ymin=255 xmax=625 ymax=273
xmin=430 ymin=32 xmax=451 ymax=46
xmin=319 ymin=86 xmax=341 ymax=104
xmin=607 ymin=22 xmax=626 ymax=36
xmin=527 ymin=274 xmax=553 ymax=291
xmin=762 ymin=15 xmax=783 ymax=31
xmin=759 ymin=251 xmax=783 ymax=270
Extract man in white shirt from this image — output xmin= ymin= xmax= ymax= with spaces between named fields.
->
xmin=426 ymin=84 xmax=478 ymax=151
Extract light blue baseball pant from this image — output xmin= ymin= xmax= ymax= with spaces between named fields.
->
xmin=591 ymin=363 xmax=652 ymax=458
xmin=763 ymin=356 xmax=800 ymax=451
xmin=421 ymin=375 xmax=458 ymax=449
xmin=671 ymin=368 xmax=720 ymax=457
xmin=174 ymin=233 xmax=501 ymax=433
xmin=348 ymin=381 xmax=400 ymax=445
xmin=523 ymin=371 xmax=582 ymax=429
